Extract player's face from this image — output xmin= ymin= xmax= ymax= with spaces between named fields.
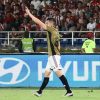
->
xmin=45 ymin=20 xmax=54 ymax=27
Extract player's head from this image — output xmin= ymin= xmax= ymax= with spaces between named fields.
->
xmin=45 ymin=18 xmax=56 ymax=27
xmin=87 ymin=32 xmax=94 ymax=39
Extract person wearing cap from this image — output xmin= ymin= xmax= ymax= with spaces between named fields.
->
xmin=81 ymin=32 xmax=96 ymax=53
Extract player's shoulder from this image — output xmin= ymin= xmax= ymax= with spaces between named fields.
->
xmin=46 ymin=26 xmax=57 ymax=31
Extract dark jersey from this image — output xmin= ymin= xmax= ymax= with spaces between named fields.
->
xmin=46 ymin=26 xmax=60 ymax=56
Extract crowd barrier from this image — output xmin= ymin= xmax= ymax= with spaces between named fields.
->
xmin=0 ymin=31 xmax=100 ymax=46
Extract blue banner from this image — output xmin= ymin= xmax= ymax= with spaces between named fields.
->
xmin=0 ymin=54 xmax=100 ymax=87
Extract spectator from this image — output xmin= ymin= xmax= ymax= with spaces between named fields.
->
xmin=41 ymin=10 xmax=51 ymax=21
xmin=53 ymin=9 xmax=62 ymax=30
xmin=9 ymin=27 xmax=18 ymax=47
xmin=0 ymin=23 xmax=4 ymax=31
xmin=64 ymin=11 xmax=76 ymax=31
xmin=0 ymin=1 xmax=5 ymax=23
xmin=0 ymin=23 xmax=4 ymax=46
xmin=95 ymin=17 xmax=100 ymax=38
xmin=0 ymin=0 xmax=99 ymax=34
xmin=31 ymin=0 xmax=41 ymax=10
xmin=90 ymin=0 xmax=100 ymax=6
xmin=93 ymin=13 xmax=99 ymax=23
xmin=75 ymin=1 xmax=84 ymax=17
xmin=84 ymin=6 xmax=92 ymax=19
xmin=18 ymin=31 xmax=36 ymax=53
xmin=81 ymin=32 xmax=96 ymax=53
xmin=30 ymin=4 xmax=35 ymax=12
xmin=13 ymin=13 xmax=21 ymax=30
xmin=41 ymin=0 xmax=51 ymax=7
xmin=69 ymin=3 xmax=76 ymax=16
xmin=38 ymin=5 xmax=45 ymax=18
xmin=95 ymin=24 xmax=100 ymax=38
xmin=87 ymin=17 xmax=96 ymax=31
xmin=5 ymin=2 xmax=11 ymax=13
xmin=20 ymin=18 xmax=31 ymax=31
xmin=13 ymin=4 xmax=20 ymax=15
xmin=4 ymin=11 xmax=15 ymax=30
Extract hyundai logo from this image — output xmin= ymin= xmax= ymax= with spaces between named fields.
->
xmin=0 ymin=58 xmax=30 ymax=84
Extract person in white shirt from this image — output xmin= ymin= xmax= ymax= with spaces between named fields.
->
xmin=87 ymin=17 xmax=96 ymax=31
xmin=40 ymin=0 xmax=51 ymax=7
xmin=31 ymin=0 xmax=41 ymax=10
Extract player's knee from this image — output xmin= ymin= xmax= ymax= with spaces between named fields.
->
xmin=44 ymin=70 xmax=51 ymax=77
xmin=55 ymin=70 xmax=63 ymax=77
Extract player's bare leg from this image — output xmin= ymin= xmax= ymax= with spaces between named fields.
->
xmin=34 ymin=70 xmax=51 ymax=97
xmin=55 ymin=70 xmax=73 ymax=96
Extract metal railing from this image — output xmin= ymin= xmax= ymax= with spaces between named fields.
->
xmin=0 ymin=31 xmax=100 ymax=46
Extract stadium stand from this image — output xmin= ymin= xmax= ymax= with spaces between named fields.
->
xmin=0 ymin=0 xmax=100 ymax=52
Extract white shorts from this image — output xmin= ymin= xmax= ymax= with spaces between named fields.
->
xmin=45 ymin=55 xmax=62 ymax=72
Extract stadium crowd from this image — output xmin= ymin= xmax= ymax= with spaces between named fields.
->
xmin=0 ymin=0 xmax=100 ymax=38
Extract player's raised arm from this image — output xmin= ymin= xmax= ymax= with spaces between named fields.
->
xmin=25 ymin=7 xmax=47 ymax=30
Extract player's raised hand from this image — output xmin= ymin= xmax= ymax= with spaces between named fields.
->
xmin=25 ymin=6 xmax=46 ymax=30
xmin=25 ymin=6 xmax=30 ymax=15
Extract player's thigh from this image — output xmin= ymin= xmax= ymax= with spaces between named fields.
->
xmin=55 ymin=69 xmax=63 ymax=77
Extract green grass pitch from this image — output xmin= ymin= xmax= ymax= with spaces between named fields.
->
xmin=0 ymin=88 xmax=100 ymax=100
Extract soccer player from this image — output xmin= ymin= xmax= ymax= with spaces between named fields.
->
xmin=81 ymin=32 xmax=96 ymax=53
xmin=25 ymin=7 xmax=73 ymax=97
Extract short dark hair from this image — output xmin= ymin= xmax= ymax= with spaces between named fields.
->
xmin=46 ymin=18 xmax=56 ymax=26
xmin=86 ymin=32 xmax=94 ymax=39
xmin=23 ymin=31 xmax=29 ymax=38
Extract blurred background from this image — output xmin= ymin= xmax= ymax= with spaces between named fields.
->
xmin=0 ymin=0 xmax=100 ymax=53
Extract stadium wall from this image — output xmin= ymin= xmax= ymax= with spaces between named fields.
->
xmin=0 ymin=54 xmax=100 ymax=87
